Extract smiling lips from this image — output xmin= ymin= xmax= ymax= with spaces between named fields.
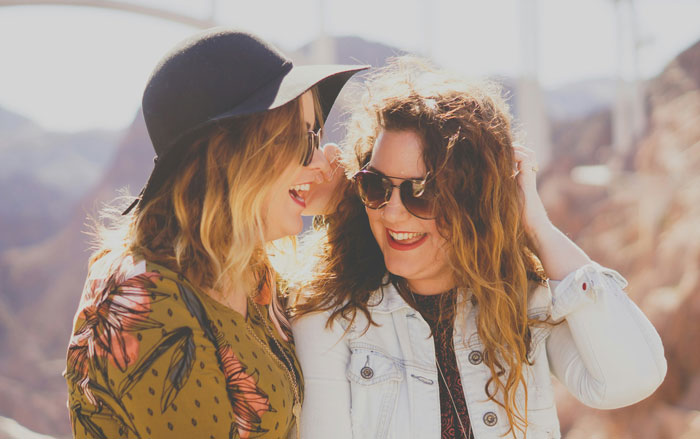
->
xmin=386 ymin=228 xmax=427 ymax=250
xmin=289 ymin=183 xmax=310 ymax=208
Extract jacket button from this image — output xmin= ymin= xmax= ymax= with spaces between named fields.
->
xmin=360 ymin=366 xmax=374 ymax=379
xmin=468 ymin=350 xmax=483 ymax=365
xmin=483 ymin=411 xmax=498 ymax=426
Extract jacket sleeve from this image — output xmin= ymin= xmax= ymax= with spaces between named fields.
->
xmin=545 ymin=262 xmax=667 ymax=409
xmin=292 ymin=310 xmax=353 ymax=439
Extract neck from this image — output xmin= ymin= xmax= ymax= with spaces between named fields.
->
xmin=206 ymin=286 xmax=248 ymax=318
xmin=406 ymin=276 xmax=456 ymax=296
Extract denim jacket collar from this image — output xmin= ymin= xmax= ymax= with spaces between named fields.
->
xmin=367 ymin=280 xmax=472 ymax=315
xmin=367 ymin=283 xmax=411 ymax=314
xmin=366 ymin=277 xmax=553 ymax=324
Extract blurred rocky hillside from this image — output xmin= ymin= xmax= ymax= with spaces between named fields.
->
xmin=0 ymin=35 xmax=698 ymax=438
xmin=542 ymin=38 xmax=700 ymax=439
xmin=0 ymin=108 xmax=120 ymax=252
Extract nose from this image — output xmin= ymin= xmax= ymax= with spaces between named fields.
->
xmin=381 ymin=185 xmax=410 ymax=221
xmin=305 ymin=146 xmax=332 ymax=182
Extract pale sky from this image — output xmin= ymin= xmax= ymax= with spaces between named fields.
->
xmin=0 ymin=0 xmax=698 ymax=132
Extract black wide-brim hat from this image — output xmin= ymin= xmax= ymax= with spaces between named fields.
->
xmin=124 ymin=27 xmax=368 ymax=214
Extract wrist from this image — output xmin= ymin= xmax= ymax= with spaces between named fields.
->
xmin=525 ymin=216 xmax=554 ymax=249
xmin=523 ymin=197 xmax=550 ymax=233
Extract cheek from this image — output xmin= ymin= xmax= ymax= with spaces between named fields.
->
xmin=365 ymin=208 xmax=384 ymax=243
xmin=272 ymin=166 xmax=301 ymax=205
xmin=432 ymin=235 xmax=450 ymax=262
xmin=425 ymin=222 xmax=450 ymax=259
xmin=263 ymin=179 xmax=293 ymax=224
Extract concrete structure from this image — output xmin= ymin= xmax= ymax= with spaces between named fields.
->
xmin=517 ymin=0 xmax=552 ymax=168
xmin=0 ymin=0 xmax=217 ymax=28
xmin=613 ymin=0 xmax=646 ymax=156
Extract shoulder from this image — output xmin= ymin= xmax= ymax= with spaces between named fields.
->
xmin=292 ymin=308 xmax=339 ymax=334
xmin=105 ymin=259 xmax=205 ymax=323
xmin=80 ymin=256 xmax=191 ymax=306
xmin=112 ymin=259 xmax=207 ymax=312
xmin=292 ymin=283 xmax=396 ymax=340
xmin=292 ymin=308 xmax=353 ymax=370
xmin=292 ymin=303 xmax=356 ymax=344
xmin=68 ymin=258 xmax=212 ymax=378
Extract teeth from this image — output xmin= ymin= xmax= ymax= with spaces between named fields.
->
xmin=290 ymin=183 xmax=310 ymax=192
xmin=388 ymin=230 xmax=424 ymax=241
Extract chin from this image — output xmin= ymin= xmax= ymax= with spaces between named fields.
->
xmin=283 ymin=216 xmax=304 ymax=238
xmin=266 ymin=218 xmax=304 ymax=242
xmin=384 ymin=255 xmax=419 ymax=280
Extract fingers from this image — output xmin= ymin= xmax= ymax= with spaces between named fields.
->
xmin=302 ymin=143 xmax=348 ymax=216
xmin=512 ymin=143 xmax=539 ymax=176
xmin=322 ymin=143 xmax=345 ymax=180
xmin=323 ymin=143 xmax=341 ymax=166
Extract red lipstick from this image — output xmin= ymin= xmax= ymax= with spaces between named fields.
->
xmin=385 ymin=229 xmax=427 ymax=251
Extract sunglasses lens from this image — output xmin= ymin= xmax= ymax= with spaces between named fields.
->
xmin=301 ymin=138 xmax=313 ymax=166
xmin=355 ymin=172 xmax=389 ymax=208
xmin=400 ymin=181 xmax=436 ymax=219
xmin=302 ymin=129 xmax=321 ymax=166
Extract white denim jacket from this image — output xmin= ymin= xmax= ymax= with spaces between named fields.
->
xmin=292 ymin=263 xmax=667 ymax=439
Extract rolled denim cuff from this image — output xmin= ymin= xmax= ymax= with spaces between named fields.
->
xmin=549 ymin=262 xmax=628 ymax=321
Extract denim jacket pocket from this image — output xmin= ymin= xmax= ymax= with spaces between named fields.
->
xmin=346 ymin=347 xmax=403 ymax=438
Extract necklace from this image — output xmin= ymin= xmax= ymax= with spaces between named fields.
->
xmin=245 ymin=298 xmax=301 ymax=439
xmin=409 ymin=289 xmax=470 ymax=439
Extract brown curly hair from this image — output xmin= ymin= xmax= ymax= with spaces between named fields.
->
xmin=294 ymin=58 xmax=547 ymax=436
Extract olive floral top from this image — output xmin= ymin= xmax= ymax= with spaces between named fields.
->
xmin=64 ymin=258 xmax=302 ymax=439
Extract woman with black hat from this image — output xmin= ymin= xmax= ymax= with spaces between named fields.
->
xmin=64 ymin=28 xmax=366 ymax=439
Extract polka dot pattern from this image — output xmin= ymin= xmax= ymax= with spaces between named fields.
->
xmin=66 ymin=261 xmax=302 ymax=439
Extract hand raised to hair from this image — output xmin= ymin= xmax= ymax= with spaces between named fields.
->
xmin=512 ymin=144 xmax=593 ymax=278
xmin=302 ymin=143 xmax=350 ymax=216
xmin=512 ymin=143 xmax=550 ymax=236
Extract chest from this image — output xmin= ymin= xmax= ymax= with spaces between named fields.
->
xmin=341 ymin=308 xmax=559 ymax=439
xmin=203 ymin=299 xmax=303 ymax=437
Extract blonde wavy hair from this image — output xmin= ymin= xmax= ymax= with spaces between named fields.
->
xmin=89 ymin=88 xmax=322 ymax=337
xmin=294 ymin=58 xmax=547 ymax=436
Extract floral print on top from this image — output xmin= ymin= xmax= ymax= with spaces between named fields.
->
xmin=64 ymin=259 xmax=302 ymax=439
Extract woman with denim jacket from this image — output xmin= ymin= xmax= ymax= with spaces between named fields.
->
xmin=291 ymin=57 xmax=667 ymax=439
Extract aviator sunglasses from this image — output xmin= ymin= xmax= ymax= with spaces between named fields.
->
xmin=301 ymin=126 xmax=322 ymax=166
xmin=352 ymin=166 xmax=437 ymax=219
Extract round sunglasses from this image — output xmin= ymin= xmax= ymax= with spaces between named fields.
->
xmin=352 ymin=167 xmax=438 ymax=219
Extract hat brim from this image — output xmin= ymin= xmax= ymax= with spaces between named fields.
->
xmin=125 ymin=63 xmax=368 ymax=215
xmin=214 ymin=64 xmax=369 ymax=123
xmin=171 ymin=64 xmax=369 ymax=149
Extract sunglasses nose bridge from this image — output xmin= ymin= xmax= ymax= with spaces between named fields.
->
xmin=381 ymin=183 xmax=412 ymax=219
xmin=385 ymin=183 xmax=401 ymax=204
